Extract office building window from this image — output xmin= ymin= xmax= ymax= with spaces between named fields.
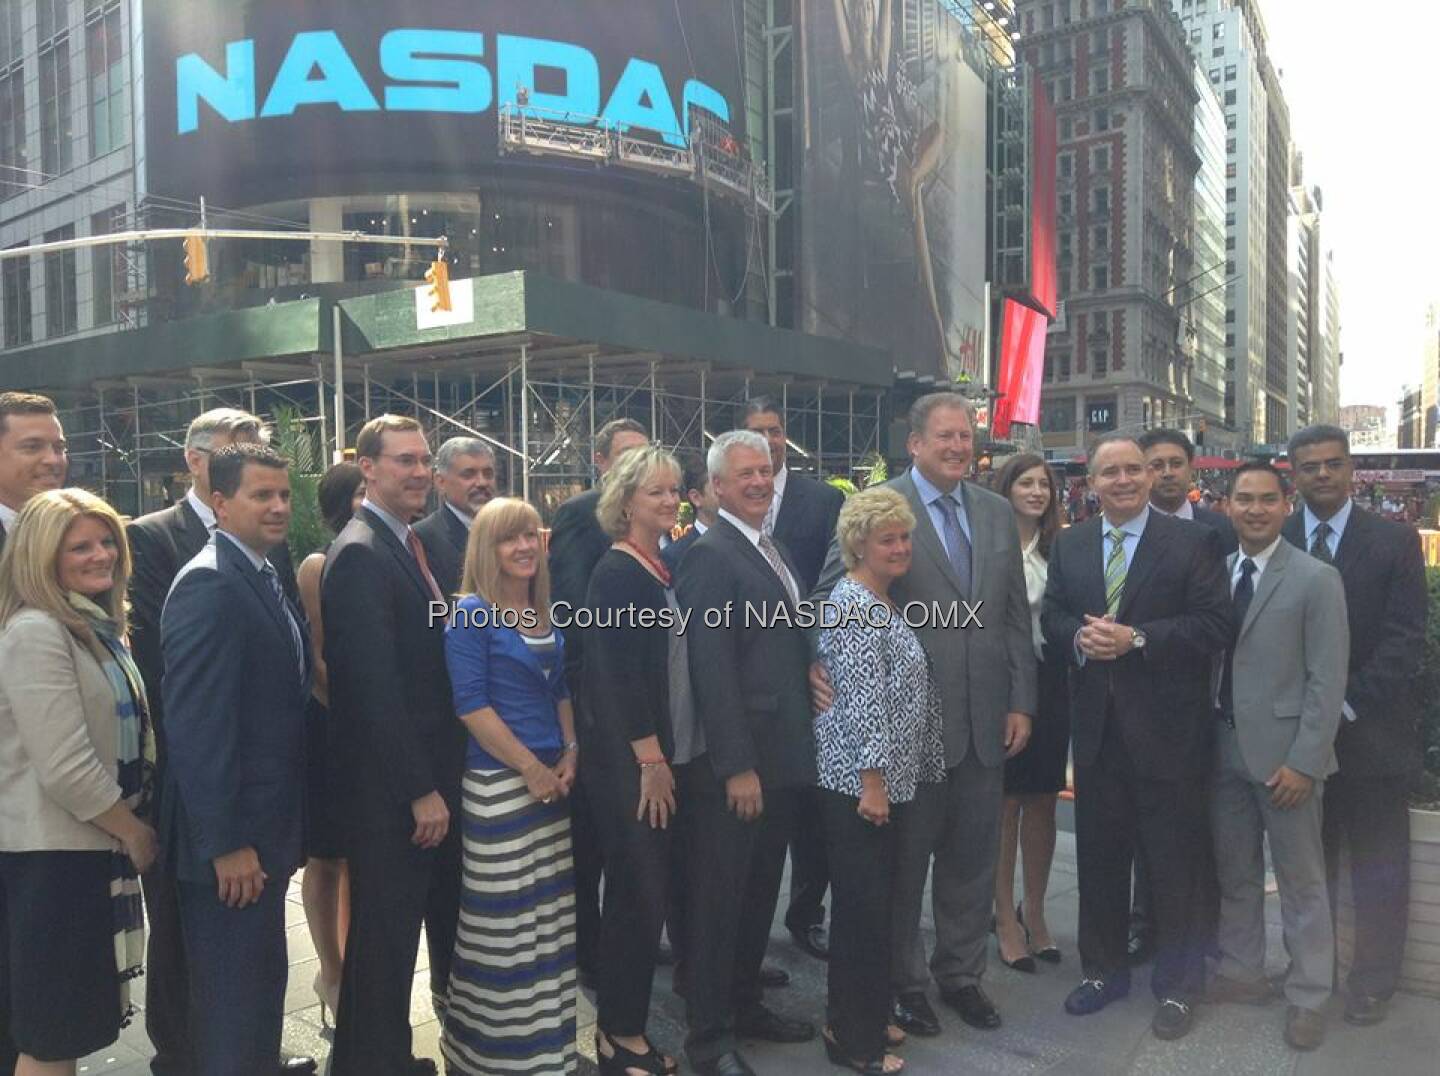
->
xmin=1059 ymin=192 xmax=1073 ymax=218
xmin=86 ymin=1 xmax=126 ymax=158
xmin=1092 ymin=265 xmax=1109 ymax=290
xmin=1209 ymin=68 xmax=1220 ymax=83
xmin=1213 ymin=45 xmax=1224 ymax=57
xmin=91 ymin=205 xmax=122 ymax=325
xmin=44 ymin=225 xmax=77 ymax=338
xmin=1095 ymin=108 xmax=1110 ymax=131
xmin=3 ymin=242 xmax=30 ymax=346
xmin=1213 ymin=23 xmax=1224 ymax=39
xmin=0 ymin=62 xmax=23 ymax=199
xmin=1226 ymin=186 xmax=1236 ymax=203
xmin=1225 ymin=65 xmax=1236 ymax=80
xmin=1093 ymin=349 xmax=1108 ymax=377
xmin=1224 ymin=89 xmax=1237 ymax=106
xmin=1091 ymin=145 xmax=1111 ymax=172
xmin=39 ymin=38 xmax=73 ymax=175
xmin=0 ymin=0 xmax=21 ymax=68
xmin=1093 ymin=187 xmax=1110 ymax=214
xmin=1059 ymin=152 xmax=1074 ymax=178
xmin=1060 ymin=116 xmax=1074 ymax=140
xmin=37 ymin=0 xmax=66 ymax=43
xmin=1093 ymin=69 xmax=1109 ymax=95
xmin=1093 ymin=224 xmax=1109 ymax=250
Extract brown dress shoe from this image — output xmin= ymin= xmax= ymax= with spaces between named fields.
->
xmin=1284 ymin=1005 xmax=1326 ymax=1051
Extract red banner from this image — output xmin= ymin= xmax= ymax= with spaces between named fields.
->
xmin=1029 ymin=71 xmax=1058 ymax=319
xmin=992 ymin=299 xmax=1047 ymax=439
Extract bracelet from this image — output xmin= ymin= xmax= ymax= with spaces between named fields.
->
xmin=637 ymin=757 xmax=668 ymax=768
xmin=563 ymin=741 xmax=579 ymax=754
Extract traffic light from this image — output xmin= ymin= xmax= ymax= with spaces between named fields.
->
xmin=424 ymin=258 xmax=452 ymax=313
xmin=182 ymin=234 xmax=208 ymax=285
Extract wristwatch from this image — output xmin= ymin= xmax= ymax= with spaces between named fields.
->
xmin=1130 ymin=628 xmax=1147 ymax=650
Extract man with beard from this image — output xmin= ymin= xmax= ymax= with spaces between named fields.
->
xmin=414 ymin=437 xmax=498 ymax=597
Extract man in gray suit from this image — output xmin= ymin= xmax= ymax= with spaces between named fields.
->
xmin=1208 ymin=462 xmax=1347 ymax=1052
xmin=813 ymin=392 xmax=1037 ymax=1036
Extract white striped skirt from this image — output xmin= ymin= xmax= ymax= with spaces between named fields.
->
xmin=441 ymin=768 xmax=577 ymax=1075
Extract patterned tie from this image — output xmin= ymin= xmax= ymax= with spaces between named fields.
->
xmin=406 ymin=529 xmax=446 ymax=603
xmin=1104 ymin=527 xmax=1127 ymax=615
xmin=1308 ymin=521 xmax=1334 ymax=565
xmin=261 ymin=562 xmax=306 ymax=680
xmin=757 ymin=532 xmax=800 ymax=606
xmin=933 ymin=495 xmax=972 ymax=595
xmin=1219 ymin=558 xmax=1257 ymax=722
xmin=761 ymin=493 xmax=779 ymax=538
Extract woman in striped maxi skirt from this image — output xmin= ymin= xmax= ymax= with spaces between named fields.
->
xmin=442 ymin=498 xmax=580 ymax=1074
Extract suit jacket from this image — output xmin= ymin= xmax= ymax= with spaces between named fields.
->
xmin=773 ymin=473 xmax=845 ymax=595
xmin=1042 ymin=509 xmax=1231 ymax=780
xmin=815 ymin=471 xmax=1037 ymax=769
xmin=1282 ymin=505 xmax=1426 ymax=777
xmin=677 ymin=518 xmax=816 ymax=790
xmin=1224 ymin=539 xmax=1348 ymax=782
xmin=160 ymin=536 xmax=312 ymax=884
xmin=128 ymin=498 xmax=297 ymax=753
xmin=322 ymin=507 xmax=464 ymax=820
xmin=661 ymin=526 xmax=702 ymax=573
xmin=1192 ymin=505 xmax=1239 ymax=555
xmin=414 ymin=503 xmax=471 ymax=599
xmin=547 ymin=488 xmax=609 ymax=687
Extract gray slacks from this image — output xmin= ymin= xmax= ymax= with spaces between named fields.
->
xmin=1211 ymin=726 xmax=1333 ymax=1012
xmin=891 ymin=748 xmax=1003 ymax=994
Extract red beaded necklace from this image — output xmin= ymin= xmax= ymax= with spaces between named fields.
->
xmin=621 ymin=539 xmax=672 ymax=587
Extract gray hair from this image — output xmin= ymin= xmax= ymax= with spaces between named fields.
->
xmin=707 ymin=430 xmax=771 ymax=481
xmin=908 ymin=392 xmax=977 ymax=438
xmin=185 ymin=407 xmax=267 ymax=453
xmin=435 ymin=436 xmax=495 ymax=474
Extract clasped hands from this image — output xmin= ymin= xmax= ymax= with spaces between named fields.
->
xmin=1077 ymin=614 xmax=1137 ymax=662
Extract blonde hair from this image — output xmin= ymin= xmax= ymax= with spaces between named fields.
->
xmin=596 ymin=445 xmax=681 ymax=540
xmin=836 ymin=487 xmax=916 ymax=571
xmin=460 ymin=498 xmax=552 ymax=631
xmin=0 ymin=488 xmax=131 ymax=643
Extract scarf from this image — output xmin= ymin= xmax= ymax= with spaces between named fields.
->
xmin=68 ymin=592 xmax=154 ymax=1027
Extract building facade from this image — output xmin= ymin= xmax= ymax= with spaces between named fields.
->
xmin=1338 ymin=403 xmax=1390 ymax=452
xmin=1422 ymin=303 xmax=1440 ymax=448
xmin=1186 ymin=60 xmax=1228 ymax=440
xmin=1398 ymin=385 xmax=1424 ymax=450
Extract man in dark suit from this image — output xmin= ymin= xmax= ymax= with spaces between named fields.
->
xmin=1042 ymin=433 xmax=1230 ymax=1041
xmin=662 ymin=452 xmax=719 ymax=573
xmin=546 ymin=416 xmax=648 ymax=983
xmin=413 ymin=436 xmax=497 ymax=597
xmin=161 ymin=444 xmax=311 ymax=1076
xmin=742 ymin=398 xmax=844 ymax=961
xmin=323 ymin=415 xmax=465 ymax=1076
xmin=676 ymin=430 xmax=818 ymax=1076
xmin=1282 ymin=424 xmax=1426 ymax=1027
xmin=126 ymin=407 xmax=311 ymax=1076
xmin=0 ymin=391 xmax=68 ymax=1076
xmin=1129 ymin=428 xmax=1236 ymax=963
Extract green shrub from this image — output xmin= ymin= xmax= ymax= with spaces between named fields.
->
xmin=271 ymin=405 xmax=332 ymax=569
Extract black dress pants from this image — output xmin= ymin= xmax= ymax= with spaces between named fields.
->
xmin=0 ymin=870 xmax=15 ymax=1075
xmin=785 ymin=789 xmax=829 ymax=933
xmin=571 ymin=701 xmax=604 ymax=978
xmin=1323 ymin=772 xmax=1411 ymax=999
xmin=820 ymin=789 xmax=900 ymax=1064
xmin=330 ymin=797 xmax=461 ymax=1076
xmin=1074 ymin=722 xmax=1209 ymax=1002
xmin=140 ymin=855 xmax=194 ymax=1074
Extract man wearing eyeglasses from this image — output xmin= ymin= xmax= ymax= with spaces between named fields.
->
xmin=322 ymin=415 xmax=462 ymax=1075
xmin=1282 ymin=425 xmax=1426 ymax=1029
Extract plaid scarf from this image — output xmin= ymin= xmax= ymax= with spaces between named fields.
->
xmin=68 ymin=592 xmax=154 ymax=1027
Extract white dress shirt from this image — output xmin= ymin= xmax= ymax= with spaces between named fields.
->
xmin=185 ymin=488 xmax=216 ymax=532
xmin=1152 ymin=499 xmax=1195 ymax=521
xmin=1301 ymin=498 xmax=1353 ymax=561
xmin=1230 ymin=534 xmax=1283 ymax=593
xmin=719 ymin=507 xmax=800 ymax=601
xmin=1021 ymin=532 xmax=1047 ymax=660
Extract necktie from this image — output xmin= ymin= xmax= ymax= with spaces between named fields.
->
xmin=406 ymin=529 xmax=446 ymax=603
xmin=1219 ymin=558 xmax=1257 ymax=722
xmin=933 ymin=495 xmax=973 ymax=595
xmin=757 ymin=532 xmax=800 ymax=606
xmin=1308 ymin=521 xmax=1334 ymax=565
xmin=761 ymin=492 xmax=779 ymax=538
xmin=261 ymin=562 xmax=306 ymax=680
xmin=1104 ymin=527 xmax=1127 ymax=615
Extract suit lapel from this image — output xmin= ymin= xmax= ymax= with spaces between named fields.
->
xmin=445 ymin=505 xmax=471 ymax=552
xmin=1332 ymin=504 xmax=1363 ymax=575
xmin=362 ymin=507 xmax=432 ymax=602
xmin=1281 ymin=510 xmax=1305 ymax=551
xmin=1079 ymin=518 xmax=1108 ymax=613
xmin=717 ymin=518 xmax=793 ymax=608
xmin=960 ymin=482 xmax=984 ymax=597
xmin=899 ymin=472 xmax=965 ymax=597
xmin=219 ymin=535 xmax=297 ymax=660
xmin=176 ymin=499 xmax=212 ymax=561
xmin=1239 ymin=540 xmax=1288 ymax=641
xmin=1115 ymin=514 xmax=1163 ymax=621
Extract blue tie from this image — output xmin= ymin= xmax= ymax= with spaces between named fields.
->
xmin=933 ymin=495 xmax=972 ymax=595
xmin=261 ymin=562 xmax=305 ymax=681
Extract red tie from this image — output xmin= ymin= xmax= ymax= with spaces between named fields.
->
xmin=406 ymin=530 xmax=446 ymax=602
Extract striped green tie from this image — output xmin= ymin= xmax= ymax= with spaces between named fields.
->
xmin=1104 ymin=527 xmax=1127 ymax=615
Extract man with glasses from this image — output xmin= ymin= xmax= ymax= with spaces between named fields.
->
xmin=415 ymin=437 xmax=498 ymax=598
xmin=1282 ymin=425 xmax=1426 ymax=1028
xmin=323 ymin=416 xmax=463 ymax=1075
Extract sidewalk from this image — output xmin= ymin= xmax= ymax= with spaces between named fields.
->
xmin=86 ymin=829 xmax=1439 ymax=1075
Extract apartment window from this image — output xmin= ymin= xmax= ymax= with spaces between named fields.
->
xmin=1060 ymin=116 xmax=1074 ymax=140
xmin=1092 ymin=265 xmax=1109 ymax=290
xmin=1212 ymin=45 xmax=1224 ymax=58
xmin=1213 ymin=23 xmax=1224 ymax=39
xmin=1092 ymin=349 xmax=1108 ymax=377
xmin=1225 ymin=308 xmax=1235 ymax=324
xmin=1224 ymin=89 xmax=1237 ymax=106
xmin=1226 ymin=260 xmax=1236 ymax=277
xmin=1093 ymin=224 xmax=1110 ymax=250
xmin=1224 ymin=65 xmax=1237 ymax=80
xmin=1225 ymin=235 xmax=1235 ymax=250
xmin=86 ymin=1 xmax=126 ymax=158
xmin=39 ymin=37 xmax=74 ymax=175
xmin=1225 ymin=210 xmax=1236 ymax=225
xmin=1093 ymin=187 xmax=1110 ymax=214
xmin=1225 ymin=161 xmax=1236 ymax=178
xmin=1093 ymin=27 xmax=1108 ymax=53
xmin=1190 ymin=28 xmax=1201 ymax=43
xmin=43 ymin=225 xmax=77 ymax=338
xmin=2 ymin=242 xmax=30 ymax=346
xmin=91 ymin=205 xmax=122 ymax=325
xmin=1058 ymin=152 xmax=1074 ymax=179
xmin=1091 ymin=145 xmax=1110 ymax=172
xmin=1092 ymin=69 xmax=1109 ymax=95
xmin=1226 ymin=137 xmax=1236 ymax=153
xmin=1209 ymin=68 xmax=1220 ymax=84
xmin=1043 ymin=5 xmax=1055 ymax=30
xmin=1225 ymin=112 xmax=1236 ymax=129
xmin=1059 ymin=192 xmax=1073 ymax=218
xmin=1225 ymin=187 xmax=1235 ymax=203
xmin=1225 ymin=332 xmax=1235 ymax=347
xmin=1058 ymin=353 xmax=1071 ymax=381
xmin=1095 ymin=108 xmax=1110 ymax=131
xmin=1059 ymin=230 xmax=1073 ymax=259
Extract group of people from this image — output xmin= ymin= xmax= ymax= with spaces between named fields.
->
xmin=0 ymin=385 xmax=1426 ymax=1076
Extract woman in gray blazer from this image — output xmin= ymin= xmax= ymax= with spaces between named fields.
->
xmin=0 ymin=489 xmax=157 ymax=1071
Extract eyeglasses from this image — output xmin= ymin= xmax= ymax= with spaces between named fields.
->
xmin=378 ymin=453 xmax=434 ymax=470
xmin=1296 ymin=458 xmax=1347 ymax=476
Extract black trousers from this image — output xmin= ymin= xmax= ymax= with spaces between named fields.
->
xmin=1323 ymin=772 xmax=1411 ymax=999
xmin=572 ymin=704 xmax=605 ymax=978
xmin=1074 ymin=722 xmax=1209 ymax=1002
xmin=820 ymin=789 xmax=900 ymax=1064
xmin=677 ymin=758 xmax=795 ymax=1066
xmin=0 ymin=870 xmax=15 ymax=1075
xmin=785 ymin=789 xmax=829 ymax=932
xmin=330 ymin=798 xmax=461 ymax=1075
xmin=1132 ymin=796 xmax=1220 ymax=945
xmin=140 ymin=854 xmax=194 ymax=1075
xmin=587 ymin=740 xmax=673 ymax=1036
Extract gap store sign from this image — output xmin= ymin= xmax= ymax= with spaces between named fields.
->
xmin=144 ymin=0 xmax=745 ymax=204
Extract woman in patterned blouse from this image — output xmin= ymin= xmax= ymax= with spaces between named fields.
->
xmin=813 ymin=487 xmax=945 ymax=1074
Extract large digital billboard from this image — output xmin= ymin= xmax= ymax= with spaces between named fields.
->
xmin=991 ymin=299 xmax=1045 ymax=439
xmin=1029 ymin=71 xmax=1058 ymax=320
xmin=143 ymin=1 xmax=746 ymax=205
xmin=796 ymin=1 xmax=988 ymax=382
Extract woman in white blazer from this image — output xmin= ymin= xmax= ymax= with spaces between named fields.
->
xmin=0 ymin=488 xmax=156 ymax=1074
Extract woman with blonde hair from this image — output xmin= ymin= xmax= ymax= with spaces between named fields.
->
xmin=0 ymin=489 xmax=156 ymax=1076
xmin=440 ymin=497 xmax=579 ymax=1075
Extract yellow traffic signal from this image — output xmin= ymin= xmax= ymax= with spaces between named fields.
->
xmin=425 ymin=259 xmax=452 ymax=312
xmin=183 ymin=234 xmax=209 ymax=284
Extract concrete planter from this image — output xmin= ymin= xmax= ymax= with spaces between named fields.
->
xmin=1335 ymin=807 xmax=1440 ymax=998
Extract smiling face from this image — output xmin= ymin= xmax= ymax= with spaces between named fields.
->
xmin=626 ymin=464 xmax=682 ymax=541
xmin=858 ymin=522 xmax=912 ymax=584
xmin=1088 ymin=440 xmax=1152 ymax=523
xmin=1228 ymin=468 xmax=1289 ymax=552
xmin=908 ymin=404 xmax=974 ymax=490
xmin=496 ymin=523 xmax=541 ymax=585
xmin=1008 ymin=464 xmax=1053 ymax=523
xmin=0 ymin=412 xmax=68 ymax=511
xmin=435 ymin=451 xmax=497 ymax=517
xmin=56 ymin=513 xmax=120 ymax=597
xmin=214 ymin=461 xmax=293 ymax=555
xmin=359 ymin=428 xmax=432 ymax=521
xmin=1290 ymin=439 xmax=1352 ymax=519
xmin=1144 ymin=440 xmax=1193 ymax=513
xmin=713 ymin=443 xmax=774 ymax=531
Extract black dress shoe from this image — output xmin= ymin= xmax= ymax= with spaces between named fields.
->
xmin=692 ymin=1051 xmax=755 ymax=1076
xmin=1343 ymin=992 xmax=1389 ymax=1026
xmin=1064 ymin=977 xmax=1131 ymax=1016
xmin=1127 ymin=928 xmax=1155 ymax=965
xmin=1151 ymin=998 xmax=1194 ymax=1040
xmin=278 ymin=1057 xmax=318 ymax=1074
xmin=759 ymin=963 xmax=791 ymax=988
xmin=735 ymin=1002 xmax=815 ymax=1043
xmin=941 ymin=985 xmax=1002 ymax=1030
xmin=788 ymin=923 xmax=830 ymax=961
xmin=892 ymin=992 xmax=941 ymax=1037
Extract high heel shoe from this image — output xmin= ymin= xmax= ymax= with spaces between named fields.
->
xmin=996 ymin=912 xmax=1037 ymax=973
xmin=595 ymin=1031 xmax=678 ymax=1076
xmin=822 ymin=1027 xmax=904 ymax=1074
xmin=313 ymin=971 xmax=340 ymax=1029
xmin=1017 ymin=902 xmax=1062 ymax=964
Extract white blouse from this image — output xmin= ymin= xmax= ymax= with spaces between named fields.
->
xmin=1021 ymin=531 xmax=1047 ymax=660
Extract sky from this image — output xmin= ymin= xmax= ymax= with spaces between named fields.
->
xmin=1260 ymin=0 xmax=1440 ymax=412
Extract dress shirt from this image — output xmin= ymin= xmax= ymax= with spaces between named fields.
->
xmin=1151 ymin=499 xmax=1194 ymax=520
xmin=0 ymin=500 xmax=16 ymax=533
xmin=909 ymin=467 xmax=973 ymax=558
xmin=215 ymin=528 xmax=267 ymax=571
xmin=185 ymin=488 xmax=216 ymax=532
xmin=692 ymin=518 xmax=709 ymax=536
xmin=1301 ymin=498 xmax=1353 ymax=561
xmin=362 ymin=496 xmax=414 ymax=545
xmin=761 ymin=466 xmax=789 ymax=534
xmin=1074 ymin=505 xmax=1150 ymax=666
xmin=718 ymin=508 xmax=801 ymax=601
xmin=1020 ymin=532 xmax=1047 ymax=660
xmin=445 ymin=501 xmax=475 ymax=531
xmin=1231 ymin=535 xmax=1282 ymax=593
